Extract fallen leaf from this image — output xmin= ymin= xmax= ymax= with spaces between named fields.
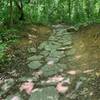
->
xmin=20 ymin=81 xmax=34 ymax=94
xmin=56 ymin=82 xmax=68 ymax=94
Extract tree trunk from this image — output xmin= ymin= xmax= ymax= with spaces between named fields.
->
xmin=19 ymin=0 xmax=24 ymax=20
xmin=14 ymin=0 xmax=25 ymax=21
xmin=9 ymin=0 xmax=13 ymax=26
xmin=68 ymin=0 xmax=71 ymax=22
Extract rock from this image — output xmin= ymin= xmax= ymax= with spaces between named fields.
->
xmin=46 ymin=57 xmax=60 ymax=63
xmin=75 ymin=81 xmax=83 ymax=90
xmin=52 ymin=24 xmax=65 ymax=29
xmin=41 ymin=64 xmax=67 ymax=77
xmin=5 ymin=93 xmax=23 ymax=100
xmin=49 ymin=50 xmax=65 ymax=58
xmin=47 ymin=60 xmax=55 ymax=65
xmin=29 ymin=87 xmax=59 ymax=100
xmin=67 ymin=26 xmax=78 ymax=32
xmin=65 ymin=48 xmax=76 ymax=56
xmin=18 ymin=76 xmax=38 ymax=82
xmin=38 ymin=41 xmax=48 ymax=50
xmin=28 ymin=61 xmax=42 ymax=69
xmin=1 ymin=79 xmax=14 ymax=92
xmin=41 ymin=64 xmax=60 ymax=77
xmin=27 ymin=55 xmax=43 ymax=61
xmin=28 ymin=47 xmax=37 ymax=53
xmin=40 ymin=50 xmax=49 ymax=57
xmin=57 ymin=46 xmax=72 ymax=51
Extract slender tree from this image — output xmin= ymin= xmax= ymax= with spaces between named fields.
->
xmin=9 ymin=0 xmax=13 ymax=26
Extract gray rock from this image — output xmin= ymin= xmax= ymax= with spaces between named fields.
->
xmin=29 ymin=87 xmax=59 ymax=100
xmin=40 ymin=50 xmax=50 ymax=57
xmin=65 ymin=48 xmax=76 ymax=56
xmin=28 ymin=61 xmax=42 ymax=69
xmin=67 ymin=26 xmax=78 ymax=32
xmin=41 ymin=63 xmax=67 ymax=77
xmin=27 ymin=55 xmax=43 ymax=61
xmin=41 ymin=64 xmax=60 ymax=77
xmin=5 ymin=93 xmax=23 ymax=100
xmin=28 ymin=47 xmax=37 ymax=53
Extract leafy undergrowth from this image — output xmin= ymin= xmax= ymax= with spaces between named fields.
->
xmin=0 ymin=24 xmax=100 ymax=100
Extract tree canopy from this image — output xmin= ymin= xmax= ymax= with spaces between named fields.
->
xmin=0 ymin=0 xmax=100 ymax=26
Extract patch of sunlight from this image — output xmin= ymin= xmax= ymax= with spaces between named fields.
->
xmin=75 ymin=55 xmax=82 ymax=59
xmin=96 ymin=72 xmax=100 ymax=77
xmin=67 ymin=70 xmax=80 ymax=75
xmin=80 ymin=42 xmax=85 ymax=48
xmin=83 ymin=69 xmax=94 ymax=74
xmin=89 ymin=92 xmax=93 ymax=96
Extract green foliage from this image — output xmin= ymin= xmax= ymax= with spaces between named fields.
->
xmin=0 ymin=43 xmax=7 ymax=59
xmin=0 ymin=0 xmax=100 ymax=25
xmin=0 ymin=29 xmax=19 ymax=61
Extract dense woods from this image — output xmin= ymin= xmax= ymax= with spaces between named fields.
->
xmin=0 ymin=0 xmax=100 ymax=100
xmin=0 ymin=0 xmax=100 ymax=25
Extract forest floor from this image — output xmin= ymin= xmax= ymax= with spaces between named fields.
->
xmin=0 ymin=23 xmax=100 ymax=100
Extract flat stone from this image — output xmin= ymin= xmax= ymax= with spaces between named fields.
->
xmin=65 ymin=48 xmax=76 ymax=56
xmin=28 ymin=61 xmax=42 ymax=69
xmin=5 ymin=93 xmax=23 ymax=100
xmin=41 ymin=64 xmax=60 ymax=77
xmin=28 ymin=47 xmax=37 ymax=53
xmin=57 ymin=46 xmax=72 ymax=51
xmin=18 ymin=76 xmax=38 ymax=82
xmin=49 ymin=50 xmax=65 ymax=58
xmin=41 ymin=63 xmax=67 ymax=77
xmin=27 ymin=55 xmax=43 ymax=61
xmin=45 ymin=57 xmax=60 ymax=63
xmin=29 ymin=86 xmax=59 ymax=100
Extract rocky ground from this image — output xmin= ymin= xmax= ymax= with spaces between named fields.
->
xmin=0 ymin=24 xmax=100 ymax=100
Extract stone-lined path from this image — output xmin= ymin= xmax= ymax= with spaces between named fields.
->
xmin=1 ymin=24 xmax=100 ymax=100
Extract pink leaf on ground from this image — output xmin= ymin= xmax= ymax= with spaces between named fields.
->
xmin=56 ymin=82 xmax=68 ymax=94
xmin=20 ymin=81 xmax=34 ymax=94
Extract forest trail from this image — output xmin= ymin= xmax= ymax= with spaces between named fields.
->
xmin=0 ymin=24 xmax=100 ymax=100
